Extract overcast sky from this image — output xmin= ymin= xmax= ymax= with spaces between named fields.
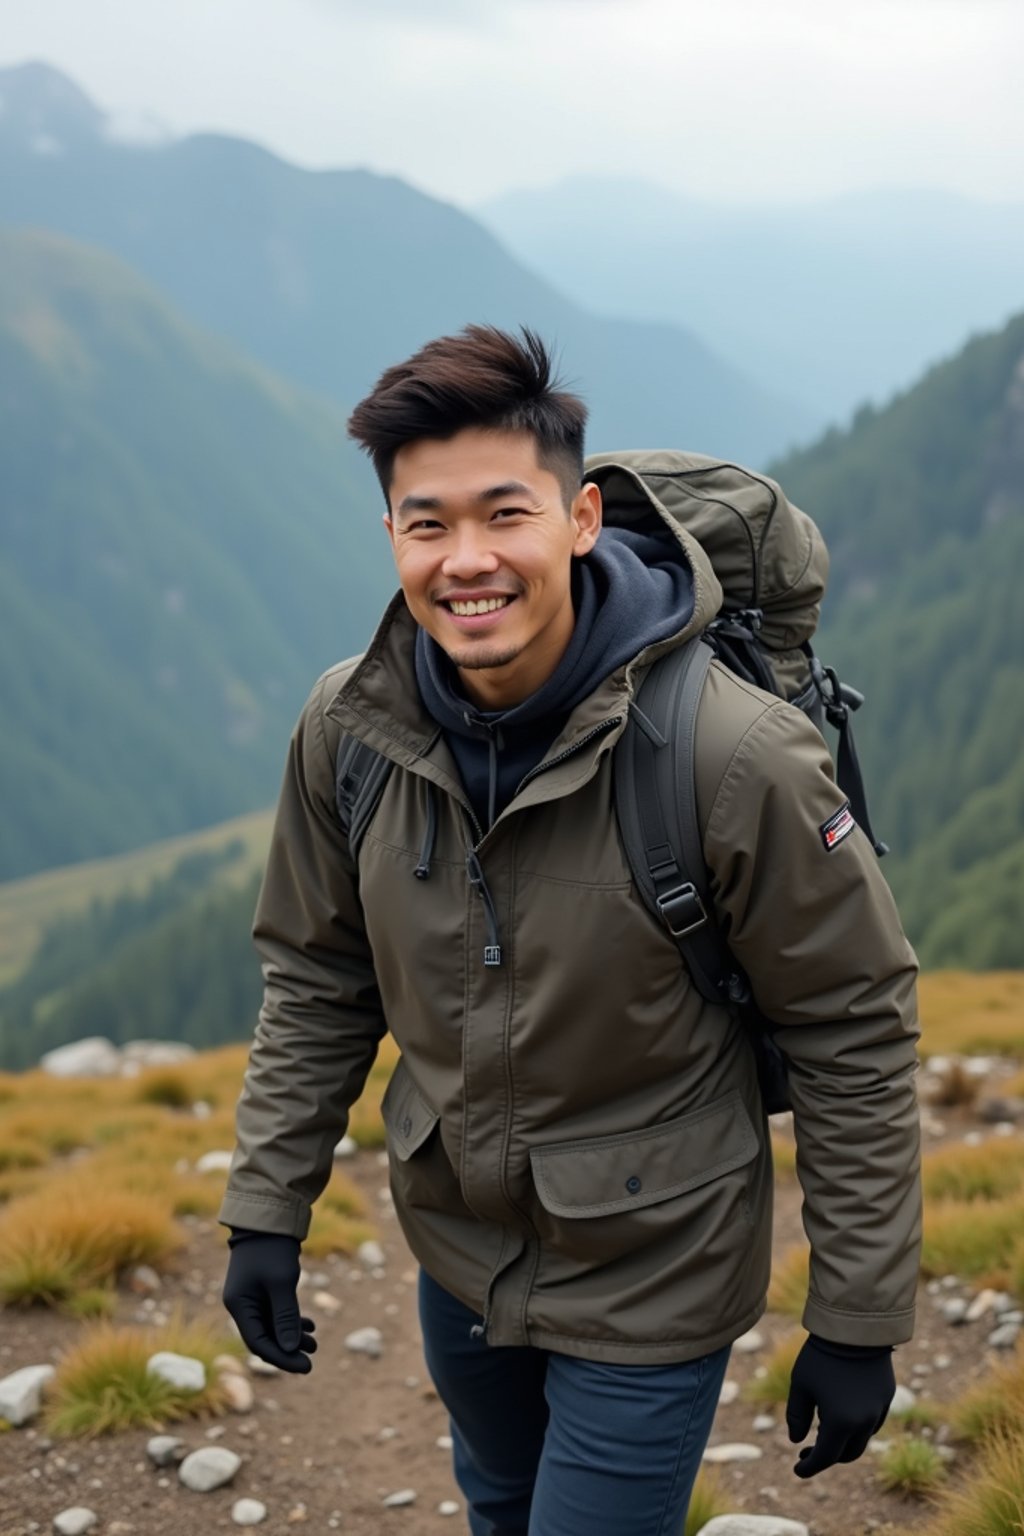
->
xmin=1 ymin=0 xmax=1021 ymax=208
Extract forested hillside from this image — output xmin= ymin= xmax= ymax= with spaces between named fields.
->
xmin=773 ymin=316 xmax=1024 ymax=966
xmin=0 ymin=228 xmax=390 ymax=879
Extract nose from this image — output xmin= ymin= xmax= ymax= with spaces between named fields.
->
xmin=441 ymin=521 xmax=500 ymax=580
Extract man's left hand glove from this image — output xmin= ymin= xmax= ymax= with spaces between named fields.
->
xmin=786 ymin=1335 xmax=895 ymax=1478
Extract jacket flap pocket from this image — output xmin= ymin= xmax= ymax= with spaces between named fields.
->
xmin=380 ymin=1058 xmax=440 ymax=1161
xmin=530 ymin=1090 xmax=758 ymax=1219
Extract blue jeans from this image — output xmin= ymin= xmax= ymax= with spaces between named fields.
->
xmin=419 ymin=1270 xmax=731 ymax=1536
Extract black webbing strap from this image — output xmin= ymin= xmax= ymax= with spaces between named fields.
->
xmin=335 ymin=734 xmax=394 ymax=859
xmin=806 ymin=650 xmax=889 ymax=857
xmin=614 ymin=638 xmax=733 ymax=1007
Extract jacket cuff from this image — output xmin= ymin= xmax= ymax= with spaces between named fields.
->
xmin=218 ymin=1188 xmax=311 ymax=1241
xmin=802 ymin=1295 xmax=915 ymax=1348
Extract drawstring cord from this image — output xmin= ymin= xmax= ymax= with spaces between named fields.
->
xmin=414 ymin=783 xmax=438 ymax=880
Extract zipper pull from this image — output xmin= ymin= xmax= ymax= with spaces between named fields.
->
xmin=466 ymin=850 xmax=503 ymax=968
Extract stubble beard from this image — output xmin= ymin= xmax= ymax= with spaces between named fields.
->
xmin=446 ymin=641 xmax=524 ymax=672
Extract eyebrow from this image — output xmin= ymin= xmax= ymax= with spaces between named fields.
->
xmin=397 ymin=480 xmax=542 ymax=515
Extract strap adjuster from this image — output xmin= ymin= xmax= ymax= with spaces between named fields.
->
xmin=655 ymin=882 xmax=708 ymax=939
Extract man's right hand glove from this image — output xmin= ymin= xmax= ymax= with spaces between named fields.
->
xmin=222 ymin=1230 xmax=318 ymax=1374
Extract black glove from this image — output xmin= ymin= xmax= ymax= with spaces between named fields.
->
xmin=785 ymin=1334 xmax=895 ymax=1478
xmin=222 ymin=1229 xmax=318 ymax=1374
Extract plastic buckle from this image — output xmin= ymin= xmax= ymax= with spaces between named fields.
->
xmin=655 ymin=883 xmax=708 ymax=938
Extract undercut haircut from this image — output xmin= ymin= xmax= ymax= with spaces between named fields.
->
xmin=347 ymin=325 xmax=587 ymax=509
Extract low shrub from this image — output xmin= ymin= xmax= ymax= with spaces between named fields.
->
xmin=927 ymin=1060 xmax=982 ymax=1109
xmin=135 ymin=1069 xmax=194 ymax=1110
xmin=953 ymin=1342 xmax=1024 ymax=1446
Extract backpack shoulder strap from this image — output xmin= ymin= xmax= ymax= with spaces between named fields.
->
xmin=614 ymin=638 xmax=736 ymax=1007
xmin=335 ymin=734 xmax=394 ymax=860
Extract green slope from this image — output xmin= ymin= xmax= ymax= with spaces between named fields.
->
xmin=0 ymin=228 xmax=391 ymax=880
xmin=772 ymin=316 xmax=1024 ymax=966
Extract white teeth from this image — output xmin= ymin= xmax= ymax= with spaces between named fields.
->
xmin=448 ymin=597 xmax=511 ymax=616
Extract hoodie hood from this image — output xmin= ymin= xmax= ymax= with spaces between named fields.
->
xmin=415 ymin=524 xmax=698 ymax=831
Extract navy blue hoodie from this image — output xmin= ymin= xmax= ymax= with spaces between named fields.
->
xmin=415 ymin=527 xmax=694 ymax=834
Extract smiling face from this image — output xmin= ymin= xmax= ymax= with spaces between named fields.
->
xmin=384 ymin=427 xmax=602 ymax=710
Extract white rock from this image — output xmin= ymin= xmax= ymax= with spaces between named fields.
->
xmin=436 ymin=1434 xmax=454 ymax=1450
xmin=214 ymin=1353 xmax=248 ymax=1378
xmin=941 ymin=1297 xmax=968 ymax=1324
xmin=221 ymin=1373 xmax=255 ymax=1413
xmin=357 ymin=1240 xmax=386 ymax=1270
xmin=702 ymin=1443 xmax=764 ymax=1463
xmin=966 ymin=1288 xmax=1001 ymax=1322
xmin=40 ymin=1037 xmax=121 ymax=1078
xmin=698 ymin=1520 xmax=809 ymax=1536
xmin=147 ymin=1351 xmax=206 ymax=1392
xmin=994 ymin=1122 xmax=1018 ymax=1136
xmin=53 ymin=1509 xmax=99 ymax=1536
xmin=382 ymin=1489 xmax=417 ymax=1507
xmin=128 ymin=1264 xmax=162 ymax=1295
xmin=752 ymin=1414 xmax=776 ymax=1432
xmin=988 ymin=1322 xmax=1021 ymax=1349
xmin=992 ymin=1293 xmax=1015 ymax=1315
xmin=247 ymin=1355 xmax=280 ymax=1376
xmin=312 ymin=1290 xmax=341 ymax=1313
xmin=940 ymin=1274 xmax=961 ymax=1290
xmin=1002 ymin=1311 xmax=1024 ymax=1325
xmin=934 ymin=1354 xmax=952 ymax=1369
xmin=439 ymin=1501 xmax=460 ymax=1516
xmin=147 ymin=1435 xmax=187 ymax=1466
xmin=733 ymin=1329 xmax=765 ymax=1354
xmin=344 ymin=1326 xmax=383 ymax=1357
xmin=232 ymin=1499 xmax=267 ymax=1526
xmin=195 ymin=1150 xmax=234 ymax=1174
xmin=179 ymin=1446 xmax=242 ymax=1492
xmin=890 ymin=1385 xmax=916 ymax=1414
xmin=121 ymin=1039 xmax=196 ymax=1068
xmin=0 ymin=1364 xmax=55 ymax=1426
xmin=192 ymin=1100 xmax=213 ymax=1119
xmin=965 ymin=1056 xmax=997 ymax=1077
xmin=378 ymin=1426 xmax=399 ymax=1442
xmin=717 ymin=1379 xmax=741 ymax=1406
xmin=963 ymin=1131 xmax=984 ymax=1147
xmin=333 ymin=1135 xmax=358 ymax=1160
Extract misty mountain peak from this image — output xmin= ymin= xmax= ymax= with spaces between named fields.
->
xmin=0 ymin=61 xmax=104 ymax=151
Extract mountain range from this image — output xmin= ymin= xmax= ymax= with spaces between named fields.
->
xmin=0 ymin=63 xmax=810 ymax=464
xmin=478 ymin=176 xmax=1024 ymax=426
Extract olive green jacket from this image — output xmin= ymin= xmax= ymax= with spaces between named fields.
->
xmin=220 ymin=493 xmax=921 ymax=1364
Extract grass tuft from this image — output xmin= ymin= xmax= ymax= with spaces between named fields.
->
xmin=683 ymin=1468 xmax=728 ymax=1536
xmin=953 ymin=1342 xmax=1024 ymax=1446
xmin=922 ymin=1138 xmax=1024 ymax=1203
xmin=135 ymin=1069 xmax=195 ymax=1110
xmin=742 ymin=1329 xmax=805 ymax=1405
xmin=876 ymin=1435 xmax=948 ymax=1498
xmin=45 ymin=1313 xmax=236 ymax=1437
xmin=927 ymin=1061 xmax=981 ymax=1109
xmin=767 ymin=1245 xmax=808 ymax=1320
xmin=0 ymin=1184 xmax=183 ymax=1305
xmin=913 ymin=1429 xmax=1024 ymax=1535
xmin=920 ymin=1195 xmax=1024 ymax=1287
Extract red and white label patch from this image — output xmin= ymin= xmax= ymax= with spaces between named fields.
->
xmin=820 ymin=802 xmax=856 ymax=852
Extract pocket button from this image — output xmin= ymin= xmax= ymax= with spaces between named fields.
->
xmin=625 ymin=1175 xmax=642 ymax=1194
xmin=401 ymin=1115 xmax=413 ymax=1138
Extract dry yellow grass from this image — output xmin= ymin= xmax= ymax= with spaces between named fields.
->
xmin=918 ymin=972 xmax=1024 ymax=1060
xmin=953 ymin=1340 xmax=1024 ymax=1446
xmin=0 ymin=1181 xmax=184 ymax=1306
xmin=769 ymin=1133 xmax=797 ymax=1180
xmin=912 ymin=1429 xmax=1024 ymax=1535
xmin=767 ymin=1245 xmax=809 ymax=1319
xmin=922 ymin=1137 xmax=1024 ymax=1203
xmin=920 ymin=1195 xmax=1024 ymax=1287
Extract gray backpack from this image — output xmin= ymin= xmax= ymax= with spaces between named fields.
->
xmin=337 ymin=452 xmax=884 ymax=1113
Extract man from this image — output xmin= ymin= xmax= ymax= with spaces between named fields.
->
xmin=221 ymin=326 xmax=921 ymax=1535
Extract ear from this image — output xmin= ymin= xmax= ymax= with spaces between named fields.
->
xmin=570 ymin=481 xmax=602 ymax=556
xmin=382 ymin=511 xmax=396 ymax=554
